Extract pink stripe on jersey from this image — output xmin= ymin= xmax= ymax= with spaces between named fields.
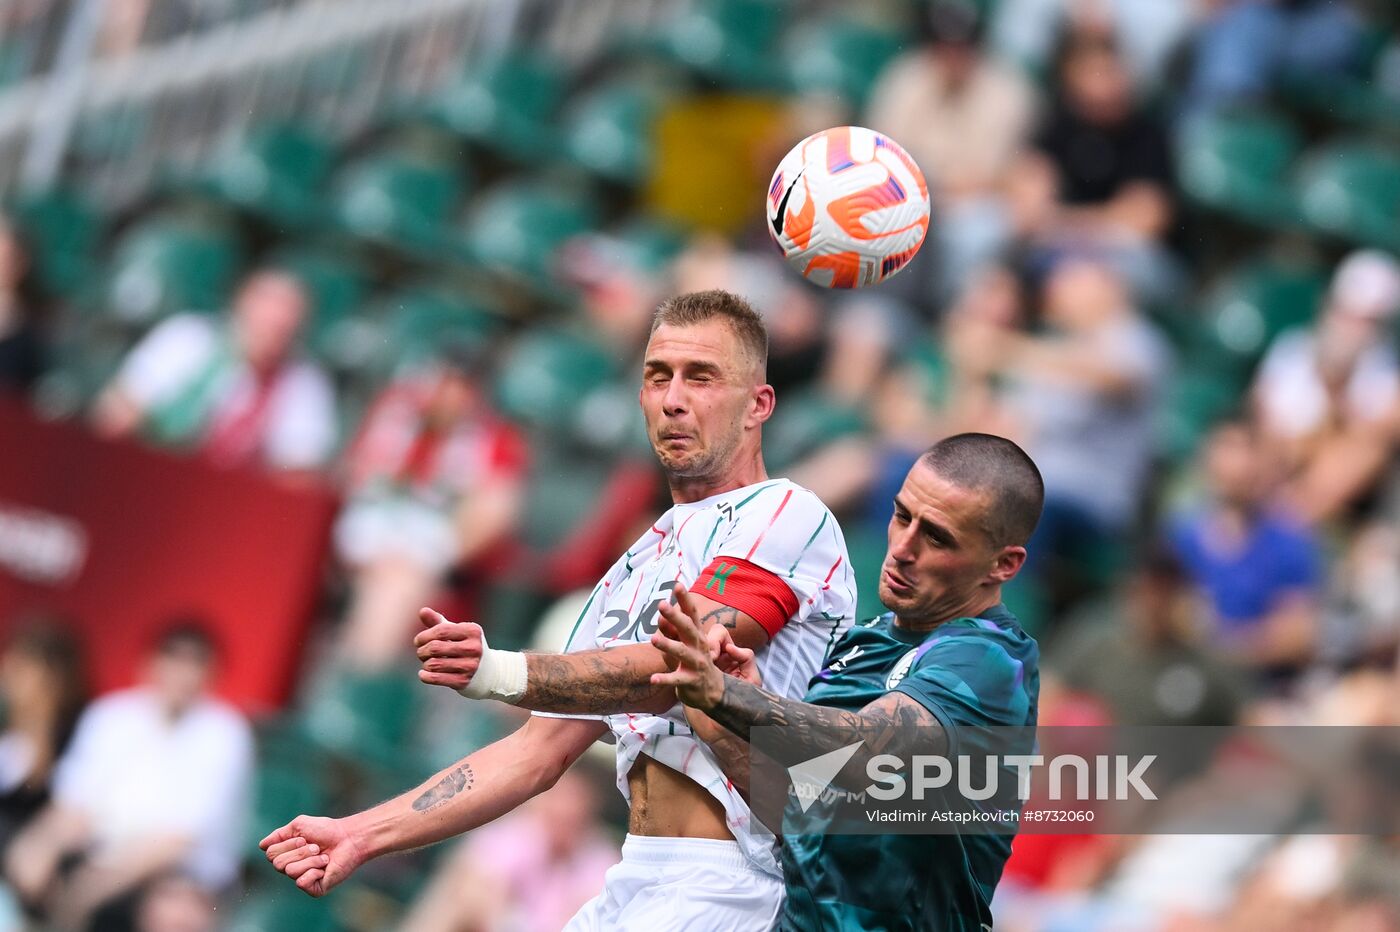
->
xmin=808 ymin=554 xmax=845 ymax=606
xmin=744 ymin=489 xmax=794 ymax=561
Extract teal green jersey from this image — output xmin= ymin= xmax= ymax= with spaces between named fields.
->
xmin=779 ymin=605 xmax=1039 ymax=932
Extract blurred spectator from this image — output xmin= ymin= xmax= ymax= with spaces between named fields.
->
xmin=671 ymin=238 xmax=828 ymax=398
xmin=1008 ymin=33 xmax=1180 ymax=303
xmin=560 ymin=233 xmax=668 ymax=362
xmin=1182 ymin=0 xmax=1368 ymax=123
xmin=0 ymin=618 xmax=86 ymax=858
xmin=1169 ymin=420 xmax=1323 ymax=679
xmin=0 ymin=218 xmax=46 ymax=396
xmin=91 ymin=268 xmax=337 ymax=473
xmin=993 ymin=0 xmax=1194 ymax=89
xmin=395 ymin=768 xmax=618 ymax=932
xmin=953 ymin=258 xmax=1170 ymax=606
xmin=1049 ymin=546 xmax=1244 ymax=725
xmin=866 ymin=1 xmax=1037 ymax=302
xmin=133 ymin=872 xmax=216 ymax=932
xmin=335 ymin=347 xmax=527 ymax=671
xmin=5 ymin=623 xmax=253 ymax=931
xmin=1251 ymin=250 xmax=1400 ymax=526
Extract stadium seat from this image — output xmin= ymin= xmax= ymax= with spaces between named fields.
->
xmin=493 ymin=329 xmax=617 ymax=431
xmin=1177 ymin=112 xmax=1302 ymax=228
xmin=208 ymin=123 xmax=334 ymax=227
xmin=778 ymin=17 xmax=905 ymax=109
xmin=332 ymin=149 xmax=468 ymax=256
xmin=266 ymin=246 xmax=371 ymax=361
xmin=101 ymin=216 xmax=245 ymax=323
xmin=1200 ymin=256 xmax=1328 ymax=364
xmin=653 ymin=0 xmax=787 ymax=89
xmin=382 ymin=283 xmax=506 ymax=367
xmin=298 ymin=668 xmax=426 ymax=772
xmin=6 ymin=187 xmax=102 ymax=298
xmin=562 ymin=82 xmax=672 ymax=185
xmin=432 ymin=51 xmax=564 ymax=163
xmin=762 ymin=390 xmax=867 ymax=473
xmin=226 ymin=889 xmax=340 ymax=932
xmin=460 ymin=182 xmax=599 ymax=283
xmin=1296 ymin=142 xmax=1400 ymax=252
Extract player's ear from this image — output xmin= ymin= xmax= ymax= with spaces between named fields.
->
xmin=988 ymin=546 xmax=1026 ymax=584
xmin=750 ymin=383 xmax=776 ymax=425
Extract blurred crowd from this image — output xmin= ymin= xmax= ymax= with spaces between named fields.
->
xmin=1 ymin=0 xmax=1400 ymax=930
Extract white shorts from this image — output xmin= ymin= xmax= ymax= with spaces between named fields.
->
xmin=563 ymin=835 xmax=784 ymax=932
xmin=333 ymin=498 xmax=457 ymax=574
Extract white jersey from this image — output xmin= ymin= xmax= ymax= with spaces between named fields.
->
xmin=538 ymin=478 xmax=856 ymax=876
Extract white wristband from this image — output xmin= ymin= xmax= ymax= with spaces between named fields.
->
xmin=457 ymin=646 xmax=528 ymax=704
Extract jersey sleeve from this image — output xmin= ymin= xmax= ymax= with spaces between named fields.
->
xmin=704 ymin=483 xmax=849 ymax=629
xmin=893 ymin=634 xmax=1035 ymax=758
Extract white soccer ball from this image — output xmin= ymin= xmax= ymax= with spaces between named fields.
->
xmin=766 ymin=126 xmax=931 ymax=289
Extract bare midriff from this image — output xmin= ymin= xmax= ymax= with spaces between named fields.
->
xmin=625 ymin=754 xmax=733 ymax=840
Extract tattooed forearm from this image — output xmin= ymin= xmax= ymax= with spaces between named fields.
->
xmin=412 ymin=764 xmax=475 ymax=812
xmin=521 ymin=649 xmax=671 ymax=714
xmin=700 ymin=605 xmax=740 ymax=630
xmin=705 ymin=677 xmax=945 ymax=771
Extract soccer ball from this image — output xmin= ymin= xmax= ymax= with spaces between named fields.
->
xmin=766 ymin=126 xmax=930 ymax=289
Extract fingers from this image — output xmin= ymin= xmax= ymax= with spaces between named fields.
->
xmin=259 ymin=823 xmax=297 ymax=851
xmin=265 ymin=836 xmax=310 ymax=861
xmin=271 ymin=843 xmax=321 ymax=871
xmin=658 ymin=598 xmax=705 ymax=649
xmin=283 ymin=854 xmax=331 ymax=879
xmin=412 ymin=622 xmax=478 ymax=650
xmin=296 ymin=868 xmax=325 ymax=895
xmin=418 ymin=670 xmax=469 ymax=689
xmin=724 ymin=642 xmax=755 ymax=664
xmin=418 ymin=607 xmax=450 ymax=629
xmin=649 ymin=668 xmax=695 ymax=688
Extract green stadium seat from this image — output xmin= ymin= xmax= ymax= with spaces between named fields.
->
xmin=1177 ymin=112 xmax=1301 ymax=228
xmin=297 ymin=668 xmax=425 ymax=771
xmin=332 ymin=150 xmax=468 ymax=256
xmin=493 ymin=329 xmax=617 ymax=431
xmin=461 ymin=182 xmax=599 ymax=283
xmin=209 ymin=124 xmax=334 ymax=227
xmin=226 ymin=889 xmax=340 ymax=932
xmin=654 ymin=0 xmax=787 ymax=88
xmin=562 ymin=82 xmax=672 ymax=185
xmin=779 ymin=17 xmax=905 ymax=109
xmin=1296 ymin=142 xmax=1400 ymax=252
xmin=6 ymin=187 xmax=102 ymax=298
xmin=762 ymin=390 xmax=867 ymax=473
xmin=432 ymin=51 xmax=564 ymax=163
xmin=1200 ymin=256 xmax=1328 ymax=364
xmin=382 ymin=283 xmax=506 ymax=368
xmin=101 ymin=216 xmax=245 ymax=323
xmin=265 ymin=246 xmax=371 ymax=361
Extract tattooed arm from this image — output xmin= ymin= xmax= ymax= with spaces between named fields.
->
xmin=653 ymin=589 xmax=945 ymax=783
xmin=417 ymin=597 xmax=769 ymax=715
xmin=259 ymin=716 xmax=606 ymax=897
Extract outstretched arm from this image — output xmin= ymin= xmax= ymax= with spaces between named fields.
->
xmin=260 ymin=715 xmax=605 ymax=897
xmin=415 ymin=596 xmax=770 ymax=715
xmin=652 ymin=590 xmax=945 ymax=773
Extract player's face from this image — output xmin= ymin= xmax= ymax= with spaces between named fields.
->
xmin=640 ymin=320 xmax=770 ymax=480
xmin=879 ymin=461 xmax=1023 ymax=624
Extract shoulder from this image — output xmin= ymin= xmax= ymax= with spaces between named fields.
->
xmin=192 ymin=698 xmax=255 ymax=745
xmin=143 ymin=313 xmax=218 ymax=351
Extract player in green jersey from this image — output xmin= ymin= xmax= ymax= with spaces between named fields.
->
xmin=651 ymin=433 xmax=1043 ymax=931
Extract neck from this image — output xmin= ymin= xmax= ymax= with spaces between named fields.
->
xmin=667 ymin=450 xmax=768 ymax=504
xmin=894 ymin=590 xmax=1002 ymax=633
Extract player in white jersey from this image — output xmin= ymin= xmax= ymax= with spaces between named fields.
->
xmin=261 ymin=290 xmax=857 ymax=928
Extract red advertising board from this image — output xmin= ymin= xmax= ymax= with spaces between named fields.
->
xmin=0 ymin=398 xmax=337 ymax=712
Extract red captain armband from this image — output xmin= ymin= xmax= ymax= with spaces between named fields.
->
xmin=690 ymin=557 xmax=800 ymax=638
